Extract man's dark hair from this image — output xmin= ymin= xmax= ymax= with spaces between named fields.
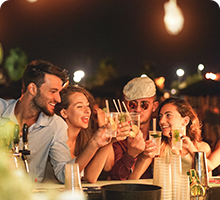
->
xmin=22 ymin=60 xmax=68 ymax=93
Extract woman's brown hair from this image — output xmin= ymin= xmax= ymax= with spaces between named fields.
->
xmin=55 ymin=85 xmax=98 ymax=156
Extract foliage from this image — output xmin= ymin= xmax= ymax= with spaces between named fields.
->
xmin=171 ymin=73 xmax=203 ymax=90
xmin=4 ymin=48 xmax=28 ymax=81
xmin=86 ymin=57 xmax=118 ymax=88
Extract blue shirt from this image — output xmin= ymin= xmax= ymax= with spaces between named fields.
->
xmin=0 ymin=98 xmax=73 ymax=183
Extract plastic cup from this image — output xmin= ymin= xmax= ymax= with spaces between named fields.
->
xmin=177 ymin=174 xmax=190 ymax=200
xmin=171 ymin=127 xmax=184 ymax=150
xmin=149 ymin=131 xmax=162 ymax=156
xmin=153 ymin=157 xmax=165 ymax=185
xmin=105 ymin=112 xmax=118 ymax=137
xmin=171 ymin=154 xmax=182 ymax=200
xmin=65 ymin=163 xmax=82 ymax=191
xmin=118 ymin=112 xmax=128 ymax=123
xmin=129 ymin=112 xmax=140 ymax=128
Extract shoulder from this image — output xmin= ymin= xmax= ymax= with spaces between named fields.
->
xmin=215 ymin=140 xmax=220 ymax=149
xmin=0 ymin=98 xmax=16 ymax=114
xmin=48 ymin=114 xmax=68 ymax=130
xmin=197 ymin=141 xmax=211 ymax=156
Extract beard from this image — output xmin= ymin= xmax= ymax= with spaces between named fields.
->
xmin=32 ymin=89 xmax=54 ymax=116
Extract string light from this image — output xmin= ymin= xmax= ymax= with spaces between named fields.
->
xmin=164 ymin=0 xmax=184 ymax=35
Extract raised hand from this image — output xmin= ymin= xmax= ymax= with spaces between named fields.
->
xmin=127 ymin=130 xmax=145 ymax=158
xmin=91 ymin=125 xmax=112 ymax=148
xmin=142 ymin=140 xmax=158 ymax=158
xmin=115 ymin=121 xmax=131 ymax=141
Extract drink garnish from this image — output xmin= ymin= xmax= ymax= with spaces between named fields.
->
xmin=130 ymin=125 xmax=139 ymax=138
xmin=150 ymin=133 xmax=161 ymax=138
xmin=187 ymin=169 xmax=206 ymax=197
xmin=108 ymin=117 xmax=117 ymax=131
xmin=173 ymin=129 xmax=180 ymax=143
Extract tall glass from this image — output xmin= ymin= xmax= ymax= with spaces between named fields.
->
xmin=171 ymin=126 xmax=184 ymax=150
xmin=105 ymin=112 xmax=118 ymax=137
xmin=129 ymin=112 xmax=140 ymax=128
xmin=149 ymin=131 xmax=162 ymax=156
xmin=128 ymin=113 xmax=140 ymax=137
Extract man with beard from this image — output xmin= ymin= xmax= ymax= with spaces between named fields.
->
xmin=110 ymin=77 xmax=159 ymax=180
xmin=0 ymin=60 xmax=71 ymax=183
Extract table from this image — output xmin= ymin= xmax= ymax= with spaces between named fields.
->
xmin=33 ymin=178 xmax=220 ymax=200
xmin=33 ymin=179 xmax=154 ymax=200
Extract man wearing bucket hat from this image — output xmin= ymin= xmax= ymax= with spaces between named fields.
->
xmin=110 ymin=76 xmax=159 ymax=180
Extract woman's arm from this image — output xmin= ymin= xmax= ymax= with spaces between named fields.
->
xmin=208 ymin=140 xmax=220 ymax=171
xmin=75 ymin=126 xmax=110 ymax=173
xmin=84 ymin=143 xmax=114 ymax=183
xmin=128 ymin=155 xmax=153 ymax=180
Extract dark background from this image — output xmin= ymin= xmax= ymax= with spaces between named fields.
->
xmin=0 ymin=0 xmax=220 ymax=89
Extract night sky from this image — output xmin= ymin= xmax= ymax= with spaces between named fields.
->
xmin=0 ymin=0 xmax=220 ymax=89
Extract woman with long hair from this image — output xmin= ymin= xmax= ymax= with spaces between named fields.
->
xmin=157 ymin=97 xmax=211 ymax=174
xmin=55 ymin=85 xmax=130 ymax=183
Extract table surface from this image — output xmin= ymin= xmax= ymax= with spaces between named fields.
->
xmin=33 ymin=179 xmax=154 ymax=192
xmin=32 ymin=177 xmax=220 ymax=200
xmin=32 ymin=177 xmax=220 ymax=194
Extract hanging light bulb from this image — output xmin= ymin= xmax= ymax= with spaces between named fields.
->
xmin=164 ymin=0 xmax=184 ymax=35
xmin=26 ymin=0 xmax=38 ymax=3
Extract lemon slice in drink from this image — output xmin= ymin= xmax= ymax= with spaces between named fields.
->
xmin=109 ymin=117 xmax=117 ymax=131
xmin=129 ymin=125 xmax=139 ymax=138
xmin=190 ymin=184 xmax=206 ymax=196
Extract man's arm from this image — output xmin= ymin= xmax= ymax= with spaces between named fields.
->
xmin=110 ymin=131 xmax=145 ymax=180
xmin=49 ymin=118 xmax=71 ymax=183
xmin=110 ymin=141 xmax=137 ymax=180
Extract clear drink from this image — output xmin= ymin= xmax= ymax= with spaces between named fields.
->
xmin=105 ymin=112 xmax=118 ymax=137
xmin=128 ymin=113 xmax=140 ymax=137
xmin=128 ymin=112 xmax=140 ymax=128
xmin=118 ymin=112 xmax=128 ymax=123
xmin=149 ymin=131 xmax=162 ymax=156
xmin=171 ymin=127 xmax=184 ymax=150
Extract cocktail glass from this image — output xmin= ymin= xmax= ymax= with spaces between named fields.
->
xmin=149 ymin=131 xmax=162 ymax=156
xmin=105 ymin=112 xmax=118 ymax=137
xmin=118 ymin=112 xmax=128 ymax=123
xmin=171 ymin=127 xmax=184 ymax=150
xmin=128 ymin=113 xmax=140 ymax=137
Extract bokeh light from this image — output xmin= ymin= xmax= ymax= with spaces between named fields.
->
xmin=26 ymin=0 xmax=38 ymax=3
xmin=198 ymin=64 xmax=204 ymax=71
xmin=73 ymin=70 xmax=85 ymax=83
xmin=176 ymin=68 xmax=185 ymax=77
xmin=205 ymin=72 xmax=216 ymax=80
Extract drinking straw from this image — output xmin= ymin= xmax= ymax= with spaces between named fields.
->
xmin=153 ymin=118 xmax=156 ymax=132
xmin=122 ymin=101 xmax=132 ymax=121
xmin=113 ymin=99 xmax=120 ymax=114
xmin=117 ymin=99 xmax=123 ymax=113
xmin=105 ymin=99 xmax=110 ymax=113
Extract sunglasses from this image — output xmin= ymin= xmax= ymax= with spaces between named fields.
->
xmin=128 ymin=100 xmax=149 ymax=110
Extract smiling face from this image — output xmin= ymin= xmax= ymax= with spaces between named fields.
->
xmin=61 ymin=92 xmax=91 ymax=130
xmin=159 ymin=103 xmax=187 ymax=137
xmin=32 ymin=74 xmax=63 ymax=116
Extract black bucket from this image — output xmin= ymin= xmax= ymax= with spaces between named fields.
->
xmin=101 ymin=184 xmax=161 ymax=200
